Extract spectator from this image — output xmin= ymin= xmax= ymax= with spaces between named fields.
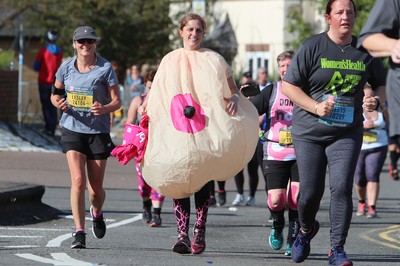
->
xmin=33 ymin=30 xmax=63 ymax=136
xmin=124 ymin=64 xmax=145 ymax=101
xmin=257 ymin=67 xmax=273 ymax=91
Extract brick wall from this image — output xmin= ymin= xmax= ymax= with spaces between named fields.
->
xmin=0 ymin=71 xmax=18 ymax=122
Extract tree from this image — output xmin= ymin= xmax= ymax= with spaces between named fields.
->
xmin=0 ymin=0 xmax=198 ymax=71
xmin=285 ymin=0 xmax=377 ymax=50
xmin=285 ymin=2 xmax=315 ymax=50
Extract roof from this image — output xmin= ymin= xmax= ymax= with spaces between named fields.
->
xmin=0 ymin=6 xmax=39 ymax=37
xmin=201 ymin=13 xmax=238 ymax=65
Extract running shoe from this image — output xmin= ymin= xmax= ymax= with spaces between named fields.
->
xmin=268 ymin=214 xmax=273 ymax=223
xmin=142 ymin=208 xmax=152 ymax=223
xmin=191 ymin=229 xmax=206 ymax=254
xmin=246 ymin=196 xmax=256 ymax=206
xmin=392 ymin=170 xmax=399 ymax=181
xmin=209 ymin=195 xmax=217 ymax=207
xmin=356 ymin=202 xmax=366 ymax=216
xmin=217 ymin=190 xmax=226 ymax=206
xmin=291 ymin=220 xmax=320 ymax=263
xmin=328 ymin=246 xmax=353 ymax=266
xmin=90 ymin=205 xmax=106 ymax=239
xmin=150 ymin=214 xmax=162 ymax=227
xmin=172 ymin=233 xmax=191 ymax=254
xmin=71 ymin=231 xmax=86 ymax=249
xmin=269 ymin=225 xmax=284 ymax=250
xmin=388 ymin=164 xmax=400 ymax=180
xmin=285 ymin=219 xmax=299 ymax=256
xmin=232 ymin=193 xmax=244 ymax=206
xmin=366 ymin=206 xmax=377 ymax=219
xmin=284 ymin=242 xmax=292 ymax=256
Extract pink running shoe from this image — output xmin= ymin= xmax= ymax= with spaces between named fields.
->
xmin=356 ymin=202 xmax=366 ymax=216
xmin=191 ymin=229 xmax=206 ymax=254
xmin=172 ymin=233 xmax=191 ymax=254
xmin=366 ymin=206 xmax=377 ymax=219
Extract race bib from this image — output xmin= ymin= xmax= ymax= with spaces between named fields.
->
xmin=279 ymin=127 xmax=293 ymax=147
xmin=363 ymin=130 xmax=378 ymax=143
xmin=67 ymin=86 xmax=93 ymax=112
xmin=319 ymin=95 xmax=354 ymax=127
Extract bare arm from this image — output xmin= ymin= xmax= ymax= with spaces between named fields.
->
xmin=362 ymin=33 xmax=400 ymax=63
xmin=92 ymin=84 xmax=122 ymax=116
xmin=224 ymin=76 xmax=240 ymax=115
xmin=138 ymin=90 xmax=150 ymax=116
xmin=126 ymin=96 xmax=143 ymax=124
xmin=281 ymin=81 xmax=335 ymax=117
xmin=374 ymin=85 xmax=387 ymax=105
xmin=363 ymin=85 xmax=386 ymax=112
xmin=227 ymin=76 xmax=240 ymax=95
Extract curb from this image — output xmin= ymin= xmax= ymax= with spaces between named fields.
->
xmin=0 ymin=182 xmax=63 ymax=226
xmin=0 ymin=182 xmax=45 ymax=205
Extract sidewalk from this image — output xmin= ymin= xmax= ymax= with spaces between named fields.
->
xmin=0 ymin=120 xmax=126 ymax=225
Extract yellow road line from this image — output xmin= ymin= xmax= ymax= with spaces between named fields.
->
xmin=360 ymin=225 xmax=400 ymax=250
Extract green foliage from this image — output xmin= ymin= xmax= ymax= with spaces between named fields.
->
xmin=0 ymin=49 xmax=15 ymax=70
xmin=352 ymin=0 xmax=375 ymax=36
xmin=0 ymin=0 xmax=201 ymax=71
xmin=26 ymin=0 xmax=178 ymax=69
xmin=286 ymin=0 xmax=376 ymax=49
xmin=285 ymin=4 xmax=314 ymax=50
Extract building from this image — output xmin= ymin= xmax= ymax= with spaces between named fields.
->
xmin=211 ymin=0 xmax=324 ymax=80
xmin=0 ymin=6 xmax=43 ymax=122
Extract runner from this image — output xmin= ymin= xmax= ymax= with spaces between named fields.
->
xmin=252 ymin=49 xmax=300 ymax=256
xmin=354 ymin=84 xmax=388 ymax=219
xmin=51 ymin=26 xmax=121 ymax=249
xmin=281 ymin=0 xmax=386 ymax=264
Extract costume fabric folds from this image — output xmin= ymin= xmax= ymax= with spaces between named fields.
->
xmin=141 ymin=48 xmax=259 ymax=199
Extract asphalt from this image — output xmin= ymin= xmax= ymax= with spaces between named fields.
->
xmin=0 ymin=121 xmax=57 ymax=225
xmin=0 ymin=121 xmax=124 ymax=225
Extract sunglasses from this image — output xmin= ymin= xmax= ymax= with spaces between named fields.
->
xmin=76 ymin=39 xmax=96 ymax=45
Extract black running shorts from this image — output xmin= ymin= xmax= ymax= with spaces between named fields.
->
xmin=60 ymin=127 xmax=115 ymax=160
xmin=263 ymin=160 xmax=299 ymax=190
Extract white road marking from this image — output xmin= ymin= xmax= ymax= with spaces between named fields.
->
xmin=46 ymin=214 xmax=141 ymax=247
xmin=60 ymin=214 xmax=116 ymax=222
xmin=0 ymin=227 xmax=70 ymax=231
xmin=3 ymin=245 xmax=39 ymax=248
xmin=16 ymin=253 xmax=96 ymax=266
xmin=46 ymin=234 xmax=72 ymax=248
xmin=13 ymin=213 xmax=141 ymax=265
xmin=0 ymin=235 xmax=43 ymax=238
xmin=107 ymin=214 xmax=142 ymax=229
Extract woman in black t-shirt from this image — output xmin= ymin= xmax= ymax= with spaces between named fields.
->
xmin=281 ymin=0 xmax=386 ymax=265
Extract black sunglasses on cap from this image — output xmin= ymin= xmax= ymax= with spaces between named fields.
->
xmin=76 ymin=39 xmax=96 ymax=44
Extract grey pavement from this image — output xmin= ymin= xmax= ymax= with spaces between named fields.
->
xmin=0 ymin=121 xmax=62 ymax=225
xmin=1 ymin=121 xmax=400 ymax=265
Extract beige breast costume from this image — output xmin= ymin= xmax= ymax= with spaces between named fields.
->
xmin=142 ymin=48 xmax=259 ymax=199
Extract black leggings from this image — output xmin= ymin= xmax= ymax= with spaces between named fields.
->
xmin=234 ymin=141 xmax=263 ymax=196
xmin=173 ymin=184 xmax=210 ymax=234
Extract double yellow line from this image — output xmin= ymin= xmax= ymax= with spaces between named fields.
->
xmin=361 ymin=224 xmax=400 ymax=250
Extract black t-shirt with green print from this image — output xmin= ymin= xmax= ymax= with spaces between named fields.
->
xmin=283 ymin=32 xmax=386 ymax=143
